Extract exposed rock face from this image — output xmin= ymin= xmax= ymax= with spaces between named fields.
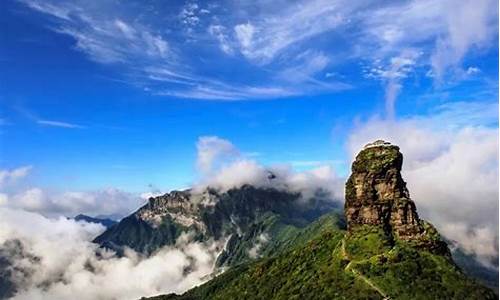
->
xmin=137 ymin=190 xmax=206 ymax=229
xmin=94 ymin=185 xmax=338 ymax=260
xmin=345 ymin=140 xmax=448 ymax=253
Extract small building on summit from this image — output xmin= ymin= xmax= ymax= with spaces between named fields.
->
xmin=363 ymin=139 xmax=392 ymax=149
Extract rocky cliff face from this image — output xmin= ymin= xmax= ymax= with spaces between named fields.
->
xmin=144 ymin=140 xmax=496 ymax=300
xmin=345 ymin=140 xmax=448 ymax=254
xmin=94 ymin=185 xmax=339 ymax=263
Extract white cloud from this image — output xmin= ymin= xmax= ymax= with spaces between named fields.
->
xmin=0 ymin=208 xmax=222 ymax=300
xmin=0 ymin=193 xmax=8 ymax=206
xmin=20 ymin=0 xmax=172 ymax=65
xmin=234 ymin=23 xmax=255 ymax=53
xmin=154 ymin=83 xmax=299 ymax=100
xmin=21 ymin=0 xmax=347 ymax=100
xmin=361 ymin=1 xmax=448 ymax=52
xmin=195 ymin=158 xmax=344 ymax=202
xmin=466 ymin=66 xmax=481 ymax=76
xmin=196 ymin=136 xmax=239 ymax=174
xmin=360 ymin=0 xmax=497 ymax=81
xmin=193 ymin=136 xmax=344 ymax=202
xmin=19 ymin=0 xmax=497 ymax=102
xmin=233 ymin=0 xmax=348 ymax=63
xmin=208 ymin=25 xmax=233 ymax=54
xmin=0 ymin=166 xmax=32 ymax=187
xmin=114 ymin=19 xmax=136 ymax=39
xmin=248 ymin=233 xmax=269 ymax=259
xmin=347 ymin=101 xmax=499 ymax=268
xmin=443 ymin=224 xmax=498 ymax=267
xmin=199 ymin=160 xmax=268 ymax=192
xmin=140 ymin=191 xmax=165 ymax=201
xmin=277 ymin=50 xmax=330 ymax=84
xmin=364 ymin=49 xmax=421 ymax=119
xmin=430 ymin=0 xmax=497 ymax=81
xmin=6 ymin=187 xmax=143 ymax=218
xmin=180 ymin=3 xmax=201 ymax=28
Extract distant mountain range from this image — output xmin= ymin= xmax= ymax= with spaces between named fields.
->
xmin=97 ymin=140 xmax=494 ymax=299
xmin=93 ymin=184 xmax=339 ymax=267
xmin=74 ymin=214 xmax=118 ymax=228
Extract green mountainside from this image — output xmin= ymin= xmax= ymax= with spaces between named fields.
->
xmin=448 ymin=241 xmax=498 ymax=292
xmin=94 ymin=184 xmax=339 ymax=266
xmin=144 ymin=140 xmax=497 ymax=300
xmin=146 ymin=215 xmax=495 ymax=300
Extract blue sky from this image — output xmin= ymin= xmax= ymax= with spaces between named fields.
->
xmin=1 ymin=0 xmax=498 ymax=194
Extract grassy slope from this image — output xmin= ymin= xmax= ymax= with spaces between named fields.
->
xmin=216 ymin=211 xmax=344 ymax=267
xmin=148 ymin=230 xmax=381 ymax=300
xmin=146 ymin=216 xmax=496 ymax=300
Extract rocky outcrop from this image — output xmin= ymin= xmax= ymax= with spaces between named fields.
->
xmin=137 ymin=190 xmax=207 ymax=229
xmin=345 ymin=140 xmax=448 ymax=254
xmin=95 ymin=185 xmax=337 ymax=259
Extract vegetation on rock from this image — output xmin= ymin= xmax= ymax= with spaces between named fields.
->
xmin=143 ymin=140 xmax=496 ymax=300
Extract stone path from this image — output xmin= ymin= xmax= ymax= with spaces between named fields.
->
xmin=339 ymin=239 xmax=391 ymax=300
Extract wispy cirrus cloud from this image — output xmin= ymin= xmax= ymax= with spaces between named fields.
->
xmin=18 ymin=0 xmax=498 ymax=104
xmin=363 ymin=49 xmax=422 ymax=119
xmin=37 ymin=119 xmax=85 ymax=129
xmin=232 ymin=0 xmax=358 ymax=64
xmin=15 ymin=0 xmax=352 ymax=100
xmin=15 ymin=106 xmax=86 ymax=129
xmin=208 ymin=25 xmax=233 ymax=55
xmin=356 ymin=0 xmax=497 ymax=116
xmin=21 ymin=0 xmax=171 ymax=64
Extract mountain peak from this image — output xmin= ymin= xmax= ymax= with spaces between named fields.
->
xmin=73 ymin=214 xmax=117 ymax=228
xmin=345 ymin=140 xmax=448 ymax=254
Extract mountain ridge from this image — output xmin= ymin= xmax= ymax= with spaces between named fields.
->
xmin=94 ymin=184 xmax=340 ymax=266
xmin=142 ymin=140 xmax=496 ymax=299
xmin=74 ymin=214 xmax=118 ymax=228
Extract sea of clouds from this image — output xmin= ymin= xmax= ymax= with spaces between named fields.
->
xmin=0 ymin=208 xmax=222 ymax=300
xmin=0 ymin=101 xmax=498 ymax=299
xmin=0 ymin=136 xmax=346 ymax=299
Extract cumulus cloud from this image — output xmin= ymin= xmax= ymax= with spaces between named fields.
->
xmin=0 ymin=165 xmax=142 ymax=219
xmin=0 ymin=166 xmax=32 ymax=187
xmin=0 ymin=208 xmax=222 ymax=300
xmin=193 ymin=136 xmax=344 ymax=203
xmin=196 ymin=136 xmax=240 ymax=174
xmin=347 ymin=101 xmax=499 ymax=268
xmin=202 ymin=159 xmax=268 ymax=192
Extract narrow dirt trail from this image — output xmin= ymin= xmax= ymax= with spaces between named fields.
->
xmin=339 ymin=239 xmax=391 ymax=300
